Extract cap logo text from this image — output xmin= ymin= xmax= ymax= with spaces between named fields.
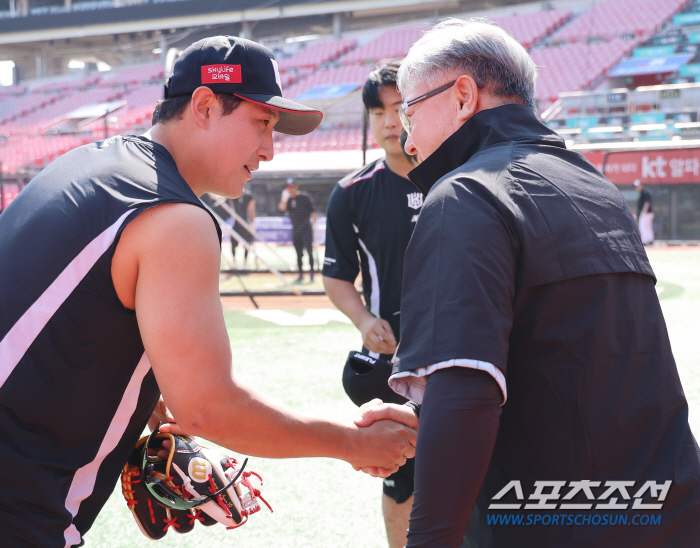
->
xmin=201 ymin=64 xmax=242 ymax=84
xmin=271 ymin=59 xmax=282 ymax=91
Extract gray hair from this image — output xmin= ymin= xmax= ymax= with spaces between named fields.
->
xmin=397 ymin=18 xmax=538 ymax=111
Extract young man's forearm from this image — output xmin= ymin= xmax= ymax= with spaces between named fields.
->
xmin=323 ymin=276 xmax=372 ymax=328
xmin=161 ymin=376 xmax=415 ymax=472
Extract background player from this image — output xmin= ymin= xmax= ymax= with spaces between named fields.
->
xmin=634 ymin=179 xmax=655 ymax=245
xmin=279 ymin=179 xmax=317 ymax=282
xmin=231 ymin=187 xmax=258 ymax=269
xmin=322 ymin=61 xmax=421 ymax=548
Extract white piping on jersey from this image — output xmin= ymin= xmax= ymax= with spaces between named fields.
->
xmin=63 ymin=352 xmax=152 ymax=548
xmin=354 ymin=231 xmax=380 ymax=317
xmin=352 ymin=224 xmax=381 ymax=358
xmin=342 ymin=160 xmax=385 ymax=189
xmin=0 ymin=209 xmax=134 ymax=389
xmin=388 ymin=358 xmax=507 ymax=405
xmin=355 ymin=234 xmax=381 ymax=361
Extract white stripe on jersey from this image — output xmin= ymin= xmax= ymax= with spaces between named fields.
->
xmin=356 ymin=236 xmax=381 ymax=359
xmin=0 ymin=209 xmax=134 ymax=389
xmin=63 ymin=352 xmax=152 ymax=547
xmin=342 ymin=160 xmax=385 ymax=189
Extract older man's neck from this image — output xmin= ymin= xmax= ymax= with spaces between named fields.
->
xmin=385 ymin=152 xmax=414 ymax=180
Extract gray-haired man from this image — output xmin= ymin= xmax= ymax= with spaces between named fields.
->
xmin=388 ymin=18 xmax=700 ymax=547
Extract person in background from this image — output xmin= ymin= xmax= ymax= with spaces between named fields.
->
xmin=231 ymin=188 xmax=257 ymax=269
xmin=634 ymin=179 xmax=654 ymax=245
xmin=322 ymin=61 xmax=421 ymax=548
xmin=279 ymin=179 xmax=317 ymax=282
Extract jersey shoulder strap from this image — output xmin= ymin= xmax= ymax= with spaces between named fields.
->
xmin=338 ymin=158 xmax=386 ymax=189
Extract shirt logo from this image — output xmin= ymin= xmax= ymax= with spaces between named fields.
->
xmin=201 ymin=64 xmax=242 ymax=84
xmin=407 ymin=192 xmax=423 ymax=210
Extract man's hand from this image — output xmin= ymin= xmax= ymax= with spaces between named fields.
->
xmin=359 ymin=315 xmax=397 ymax=354
xmin=148 ymin=396 xmax=189 ymax=436
xmin=354 ymin=399 xmax=419 ymax=429
xmin=323 ymin=278 xmax=397 ymax=354
xmin=346 ymin=418 xmax=416 ymax=478
xmin=148 ymin=396 xmax=192 ymax=459
xmin=352 ymin=399 xmax=419 ymax=477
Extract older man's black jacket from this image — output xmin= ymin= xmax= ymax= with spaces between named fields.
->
xmin=391 ymin=104 xmax=700 ymax=548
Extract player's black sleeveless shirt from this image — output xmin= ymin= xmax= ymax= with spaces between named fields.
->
xmin=0 ymin=135 xmax=220 ymax=547
xmin=322 ymin=159 xmax=422 ymax=343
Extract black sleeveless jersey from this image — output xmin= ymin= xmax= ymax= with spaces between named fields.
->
xmin=322 ymin=159 xmax=422 ymax=343
xmin=0 ymin=135 xmax=220 ymax=547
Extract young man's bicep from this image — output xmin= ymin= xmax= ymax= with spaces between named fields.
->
xmin=132 ymin=203 xmax=234 ymax=429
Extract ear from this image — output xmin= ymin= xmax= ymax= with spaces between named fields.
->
xmin=189 ymin=86 xmax=218 ymax=130
xmin=453 ymin=75 xmax=480 ymax=124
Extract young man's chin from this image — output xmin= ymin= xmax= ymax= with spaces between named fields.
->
xmin=212 ymin=179 xmax=247 ymax=200
xmin=229 ymin=184 xmax=246 ymax=199
xmin=381 ymin=139 xmax=404 ymax=156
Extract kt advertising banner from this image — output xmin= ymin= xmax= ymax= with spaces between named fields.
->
xmin=582 ymin=149 xmax=700 ymax=185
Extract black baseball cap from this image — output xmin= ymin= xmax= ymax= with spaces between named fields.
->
xmin=164 ymin=36 xmax=323 ymax=135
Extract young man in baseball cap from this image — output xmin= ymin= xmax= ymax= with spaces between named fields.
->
xmin=0 ymin=36 xmax=417 ymax=546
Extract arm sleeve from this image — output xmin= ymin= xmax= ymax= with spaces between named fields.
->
xmin=321 ymin=185 xmax=361 ymax=283
xmin=407 ymin=366 xmax=502 ymax=548
xmin=395 ymin=179 xmax=517 ymax=380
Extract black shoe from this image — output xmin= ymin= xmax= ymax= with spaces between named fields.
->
xmin=294 ymin=275 xmax=303 ymax=283
xmin=310 ymin=272 xmax=315 ymax=282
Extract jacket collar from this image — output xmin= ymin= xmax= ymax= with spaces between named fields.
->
xmin=408 ymin=103 xmax=566 ymax=196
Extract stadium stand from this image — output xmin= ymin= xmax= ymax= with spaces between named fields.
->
xmin=0 ymin=93 xmax=59 ymax=124
xmin=283 ymin=64 xmax=373 ymax=100
xmin=6 ymin=0 xmax=198 ymax=18
xmin=340 ymin=25 xmax=428 ymax=64
xmin=0 ymin=85 xmax=27 ymax=99
xmin=0 ymin=135 xmax=88 ymax=173
xmin=1 ymin=0 xmax=697 ymax=173
xmin=277 ymin=38 xmax=358 ymax=71
xmin=550 ymin=0 xmax=687 ymax=42
xmin=544 ymin=81 xmax=700 ymax=142
xmin=495 ymin=9 xmax=572 ymax=50
xmin=84 ymin=83 xmax=162 ymax=136
xmin=539 ymin=0 xmax=700 ymax=145
xmin=3 ymin=87 xmax=122 ymax=134
xmin=100 ymin=63 xmax=164 ymax=86
xmin=532 ymin=38 xmax=641 ymax=110
xmin=274 ymin=127 xmax=378 ymax=153
xmin=31 ymin=75 xmax=102 ymax=92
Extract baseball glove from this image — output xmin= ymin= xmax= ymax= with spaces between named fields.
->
xmin=121 ymin=425 xmax=271 ymax=539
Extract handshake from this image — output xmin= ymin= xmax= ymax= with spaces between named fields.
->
xmin=151 ymin=394 xmax=417 ymax=481
xmin=347 ymin=398 xmax=418 ymax=478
